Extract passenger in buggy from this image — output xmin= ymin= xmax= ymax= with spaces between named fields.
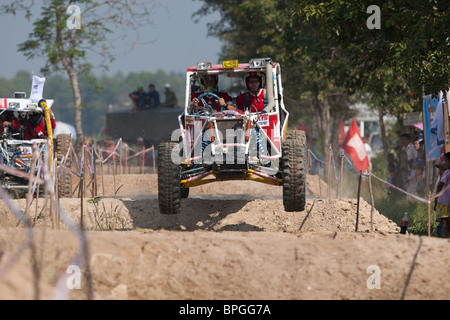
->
xmin=23 ymin=99 xmax=56 ymax=140
xmin=235 ymin=72 xmax=265 ymax=112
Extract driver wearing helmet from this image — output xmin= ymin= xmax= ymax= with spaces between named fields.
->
xmin=236 ymin=72 xmax=265 ymax=112
xmin=23 ymin=100 xmax=56 ymax=140
xmin=0 ymin=111 xmax=20 ymax=135
xmin=190 ymin=74 xmax=235 ymax=112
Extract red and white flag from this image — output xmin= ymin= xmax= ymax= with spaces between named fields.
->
xmin=342 ymin=118 xmax=370 ymax=173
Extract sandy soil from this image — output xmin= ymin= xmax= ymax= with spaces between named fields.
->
xmin=1 ymin=173 xmax=450 ymax=300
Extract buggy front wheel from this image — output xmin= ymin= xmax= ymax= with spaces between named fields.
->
xmin=157 ymin=142 xmax=182 ymax=214
xmin=282 ymin=130 xmax=307 ymax=212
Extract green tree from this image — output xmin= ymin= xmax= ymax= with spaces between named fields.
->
xmin=195 ymin=0 xmax=357 ymax=157
xmin=196 ymin=0 xmax=448 ymax=165
xmin=1 ymin=0 xmax=160 ymax=149
xmin=0 ymin=70 xmax=31 ymax=97
xmin=293 ymin=0 xmax=449 ymax=95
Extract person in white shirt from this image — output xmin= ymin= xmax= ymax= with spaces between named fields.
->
xmin=399 ymin=133 xmax=417 ymax=190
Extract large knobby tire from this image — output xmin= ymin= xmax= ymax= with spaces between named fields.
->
xmin=55 ymin=134 xmax=72 ymax=198
xmin=158 ymin=142 xmax=182 ymax=214
xmin=282 ymin=130 xmax=307 ymax=212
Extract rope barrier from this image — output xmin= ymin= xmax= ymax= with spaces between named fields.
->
xmin=0 ymin=136 xmax=156 ymax=299
xmin=307 ymin=146 xmax=450 ymax=238
xmin=0 ymin=137 xmax=444 ymax=299
xmin=100 ymin=138 xmax=122 ymax=163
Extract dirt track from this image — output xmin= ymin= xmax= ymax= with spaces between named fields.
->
xmin=1 ymin=173 xmax=450 ymax=300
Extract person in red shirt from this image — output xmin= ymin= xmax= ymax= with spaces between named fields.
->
xmin=236 ymin=72 xmax=265 ymax=112
xmin=23 ymin=111 xmax=56 ymax=140
xmin=189 ymin=74 xmax=235 ymax=112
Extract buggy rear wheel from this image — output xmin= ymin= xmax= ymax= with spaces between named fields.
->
xmin=282 ymin=130 xmax=307 ymax=212
xmin=55 ymin=134 xmax=72 ymax=198
xmin=158 ymin=142 xmax=182 ymax=214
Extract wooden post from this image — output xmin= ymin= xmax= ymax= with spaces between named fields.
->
xmin=318 ymin=161 xmax=322 ymax=197
xmin=125 ymin=144 xmax=129 ymax=175
xmin=368 ymin=172 xmax=375 ymax=232
xmin=427 ymin=199 xmax=431 ymax=237
xmin=152 ymin=145 xmax=156 ymax=174
xmin=83 ymin=137 xmax=87 ymax=198
xmin=25 ymin=145 xmax=37 ymax=218
xmin=307 ymin=149 xmax=311 ymax=174
xmin=80 ymin=139 xmax=86 ymax=230
xmin=327 ymin=145 xmax=332 ymax=198
xmin=92 ymin=144 xmax=97 ymax=197
xmin=340 ymin=152 xmax=344 ymax=198
xmin=100 ymin=151 xmax=105 ymax=196
xmin=45 ymin=140 xmax=55 ymax=230
xmin=426 ymin=159 xmax=431 ymax=236
xmin=54 ymin=159 xmax=60 ymax=229
xmin=355 ymin=171 xmax=362 ymax=232
xmin=140 ymin=145 xmax=144 ymax=174
xmin=119 ymin=139 xmax=123 ymax=174
xmin=113 ymin=150 xmax=116 ymax=192
xmin=34 ymin=148 xmax=41 ymax=227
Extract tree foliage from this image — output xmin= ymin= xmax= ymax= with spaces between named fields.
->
xmin=294 ymin=0 xmax=449 ymax=95
xmin=194 ymin=0 xmax=362 ymax=155
xmin=195 ymin=0 xmax=448 ymax=160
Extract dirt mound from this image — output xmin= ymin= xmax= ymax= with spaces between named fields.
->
xmin=1 ymin=173 xmax=450 ymax=300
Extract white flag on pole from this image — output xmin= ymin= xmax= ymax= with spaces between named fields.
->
xmin=30 ymin=75 xmax=46 ymax=101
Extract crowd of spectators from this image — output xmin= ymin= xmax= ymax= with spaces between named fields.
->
xmin=129 ymin=83 xmax=178 ymax=112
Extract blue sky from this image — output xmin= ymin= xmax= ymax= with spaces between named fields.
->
xmin=0 ymin=0 xmax=223 ymax=78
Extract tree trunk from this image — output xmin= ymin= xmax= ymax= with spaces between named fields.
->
xmin=311 ymin=84 xmax=331 ymax=176
xmin=55 ymin=5 xmax=84 ymax=152
xmin=314 ymin=98 xmax=330 ymax=162
xmin=378 ymin=107 xmax=389 ymax=163
xmin=67 ymin=69 xmax=84 ymax=151
xmin=331 ymin=110 xmax=344 ymax=154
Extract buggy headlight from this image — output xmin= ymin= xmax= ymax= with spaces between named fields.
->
xmin=196 ymin=61 xmax=212 ymax=70
xmin=8 ymin=102 xmax=20 ymax=109
xmin=249 ymin=58 xmax=272 ymax=68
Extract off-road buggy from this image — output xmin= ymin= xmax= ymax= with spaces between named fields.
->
xmin=0 ymin=92 xmax=72 ymax=198
xmin=158 ymin=58 xmax=306 ymax=214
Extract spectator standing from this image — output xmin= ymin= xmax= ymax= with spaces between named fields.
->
xmin=413 ymin=137 xmax=426 ymax=196
xmin=434 ymin=153 xmax=450 ymax=238
xmin=387 ymin=153 xmax=399 ymax=185
xmin=398 ymin=133 xmax=417 ymax=191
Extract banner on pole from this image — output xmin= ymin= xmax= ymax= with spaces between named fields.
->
xmin=423 ymin=94 xmax=443 ymax=160
xmin=30 ymin=75 xmax=46 ymax=101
